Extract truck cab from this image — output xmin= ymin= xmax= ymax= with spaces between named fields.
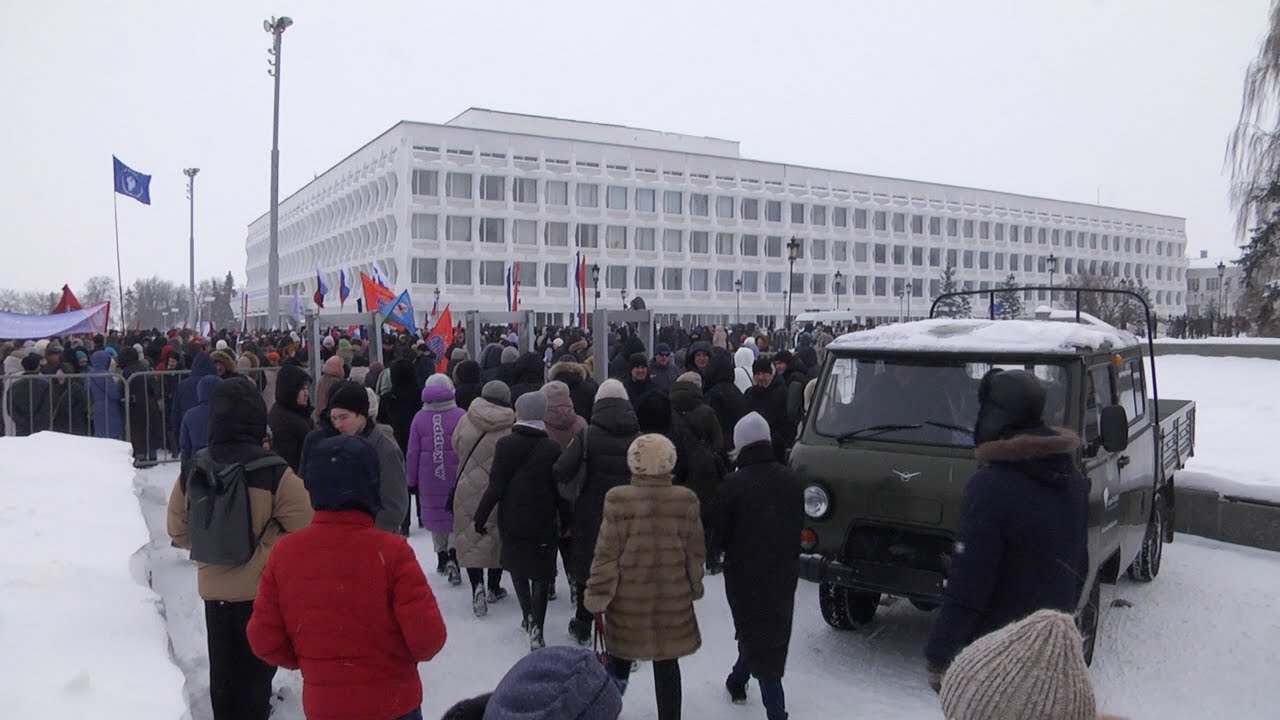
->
xmin=791 ymin=310 xmax=1193 ymax=662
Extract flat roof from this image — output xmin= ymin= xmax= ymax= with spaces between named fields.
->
xmin=830 ymin=317 xmax=1140 ymax=355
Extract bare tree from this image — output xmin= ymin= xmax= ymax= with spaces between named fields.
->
xmin=80 ymin=276 xmax=117 ymax=307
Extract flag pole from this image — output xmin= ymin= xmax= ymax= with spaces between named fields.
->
xmin=113 ymin=191 xmax=125 ymax=331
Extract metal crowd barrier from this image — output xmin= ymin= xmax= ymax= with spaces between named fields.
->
xmin=2 ymin=366 xmax=281 ymax=468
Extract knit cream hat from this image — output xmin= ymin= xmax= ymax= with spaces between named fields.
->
xmin=940 ymin=609 xmax=1096 ymax=720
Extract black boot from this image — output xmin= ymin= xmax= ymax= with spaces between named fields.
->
xmin=436 ymin=551 xmax=449 ymax=576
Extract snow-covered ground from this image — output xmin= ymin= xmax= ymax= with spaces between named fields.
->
xmin=0 ymin=433 xmax=184 ymax=719
xmin=1157 ymin=354 xmax=1280 ymax=500
xmin=1155 ymin=336 xmax=1280 ymax=345
xmin=131 ymin=464 xmax=1280 ymax=720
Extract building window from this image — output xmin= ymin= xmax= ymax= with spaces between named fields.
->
xmin=855 ymin=242 xmax=868 ymax=262
xmin=892 ymin=245 xmax=905 ymax=265
xmin=412 ymin=170 xmax=438 ymax=196
xmin=963 ymin=220 xmax=974 ymax=239
xmin=411 ymin=258 xmax=437 ymax=284
xmin=606 ymin=265 xmax=627 ymax=289
xmin=480 ymin=175 xmax=505 ymax=201
xmin=979 ymin=251 xmax=989 ymax=269
xmin=911 ymin=214 xmax=925 ymax=235
xmin=605 ymin=225 xmax=627 ymax=249
xmin=833 ymin=207 xmax=848 ymax=228
xmin=930 ymin=279 xmax=941 ymax=297
xmin=791 ymin=203 xmax=806 ymax=224
xmin=765 ymin=200 xmax=782 ymax=223
xmin=513 ymin=177 xmax=537 ymax=204
xmin=811 ymin=205 xmax=827 ymax=226
xmin=446 ymin=172 xmax=472 ymax=199
xmin=545 ymin=263 xmax=569 ymax=288
xmin=1065 ymin=230 xmax=1075 ymax=247
xmin=929 ymin=247 xmax=941 ymax=267
xmin=874 ymin=243 xmax=887 ymax=264
xmin=833 ymin=240 xmax=848 ymax=262
xmin=855 ymin=275 xmax=868 ymax=296
xmin=446 ymin=216 xmax=472 ymax=242
xmin=963 ymin=250 xmax=975 ymax=269
xmin=635 ymin=267 xmax=656 ymax=290
xmin=994 ymin=223 xmax=1005 ymax=241
xmin=994 ymin=253 xmax=1005 ymax=271
xmin=812 ymin=238 xmax=826 ymax=260
xmin=791 ymin=272 xmax=808 ymax=294
xmin=741 ymin=271 xmax=759 ymax=293
xmin=717 ymin=196 xmax=735 ymax=219
xmin=874 ymin=276 xmax=887 ymax=296
xmin=1066 ymin=258 xmax=1076 ymax=275
xmin=545 ymin=221 xmax=569 ymax=247
xmin=765 ymin=236 xmax=783 ymax=258
xmin=479 ymin=260 xmax=505 ymax=286
xmin=893 ymin=212 xmax=906 ymax=233
xmin=715 ymin=269 xmax=735 ymax=292
xmin=664 ymin=191 xmax=683 ymax=215
xmin=480 ymin=217 xmax=504 ymax=244
xmin=518 ymin=261 xmax=537 ymax=287
xmin=1039 ymin=228 xmax=1048 ymax=244
xmin=873 ymin=211 xmax=888 ymax=232
xmin=690 ymin=269 xmax=709 ymax=292
xmin=764 ymin=272 xmax=783 ymax=293
xmin=1009 ymin=225 xmax=1020 ymax=243
xmin=716 ymin=232 xmax=734 ymax=255
xmin=411 ymin=213 xmax=437 ymax=240
xmin=742 ymin=198 xmax=759 ymax=220
xmin=546 ymin=180 xmax=568 ymax=206
xmin=690 ymin=231 xmax=709 ymax=254
xmin=980 ymin=221 xmax=990 ymax=240
xmin=741 ymin=234 xmax=759 ymax=256
xmin=929 ymin=216 xmax=942 ymax=236
xmin=606 ymin=185 xmax=627 ymax=210
xmin=793 ymin=239 xmax=805 ymax=260
xmin=691 ymin=193 xmax=710 ymax=217
xmin=1091 ymin=233 xmax=1099 ymax=249
xmin=947 ymin=218 xmax=958 ymax=237
xmin=636 ymin=188 xmax=656 ymax=213
xmin=635 ymin=228 xmax=656 ymax=251
xmin=513 ymin=219 xmax=537 ymax=245
xmin=575 ymin=223 xmax=599 ymax=248
xmin=576 ymin=183 xmax=599 ymax=208
xmin=663 ymin=229 xmax=684 ymax=253
xmin=811 ymin=274 xmax=826 ymax=295
xmin=1023 ymin=255 xmax=1033 ymax=272
xmin=948 ymin=249 xmax=959 ymax=267
xmin=911 ymin=246 xmax=923 ymax=266
xmin=445 ymin=259 xmax=471 ymax=285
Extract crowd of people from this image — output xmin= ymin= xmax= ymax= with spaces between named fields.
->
xmin=4 ymin=316 xmax=1124 ymax=719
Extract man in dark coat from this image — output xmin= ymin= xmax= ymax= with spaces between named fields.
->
xmin=507 ymin=352 xmax=547 ymax=403
xmin=121 ymin=346 xmax=164 ymax=461
xmin=413 ymin=341 xmax=437 ymax=387
xmin=622 ymin=353 xmax=656 ymax=408
xmin=8 ymin=354 xmax=51 ymax=436
xmin=647 ymin=343 xmax=679 ymax=394
xmin=703 ymin=348 xmax=749 ymax=445
xmin=473 ymin=391 xmax=562 ymax=651
xmin=376 ymin=359 xmax=421 ymax=455
xmin=552 ymin=378 xmax=639 ymax=644
xmin=684 ymin=340 xmax=712 ymax=374
xmin=669 ymin=375 xmax=728 ymax=574
xmin=267 ymin=364 xmax=314 ymax=473
xmin=171 ymin=352 xmax=216 ymax=440
xmin=716 ymin=412 xmax=803 ymax=720
xmin=924 ymin=369 xmax=1089 ymax=690
xmin=744 ymin=356 xmax=795 ymax=463
xmin=771 ymin=351 xmax=809 ymax=430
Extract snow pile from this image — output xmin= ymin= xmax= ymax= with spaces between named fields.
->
xmin=0 ymin=432 xmax=184 ymax=719
xmin=1155 ymin=336 xmax=1280 ymax=345
xmin=832 ymin=318 xmax=1139 ymax=355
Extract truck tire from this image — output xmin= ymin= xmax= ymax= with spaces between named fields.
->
xmin=1126 ymin=494 xmax=1164 ymax=582
xmin=818 ymin=583 xmax=880 ymax=630
xmin=1075 ymin=577 xmax=1101 ymax=666
xmin=910 ymin=600 xmax=939 ymax=612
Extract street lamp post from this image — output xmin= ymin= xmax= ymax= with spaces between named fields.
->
xmin=183 ymin=168 xmax=199 ymax=330
xmin=834 ymin=270 xmax=843 ymax=311
xmin=1047 ymin=253 xmax=1058 ymax=306
xmin=785 ymin=236 xmax=800 ymax=338
xmin=264 ymin=15 xmax=293 ymax=330
xmin=432 ymin=287 xmax=440 ymax=323
xmin=906 ymin=282 xmax=913 ymax=319
xmin=591 ymin=264 xmax=600 ymax=312
xmin=1217 ymin=261 xmax=1226 ymax=336
xmin=734 ymin=276 xmax=742 ymax=325
xmin=621 ymin=288 xmax=627 ymax=310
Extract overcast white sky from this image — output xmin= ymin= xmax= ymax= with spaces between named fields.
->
xmin=0 ymin=0 xmax=1268 ymax=293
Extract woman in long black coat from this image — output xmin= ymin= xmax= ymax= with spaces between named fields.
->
xmin=120 ymin=347 xmax=164 ymax=461
xmin=267 ymin=364 xmax=314 ymax=473
xmin=712 ymin=412 xmax=804 ymax=720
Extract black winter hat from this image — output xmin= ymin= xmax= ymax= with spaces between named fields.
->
xmin=751 ymin=356 xmax=774 ymax=375
xmin=629 ymin=352 xmax=648 ymax=369
xmin=208 ymin=376 xmax=268 ymax=445
xmin=328 ymin=380 xmax=370 ymax=417
xmin=974 ymin=369 xmax=1048 ymax=445
xmin=773 ymin=350 xmax=794 ymax=367
xmin=303 ymin=435 xmax=382 ymax=517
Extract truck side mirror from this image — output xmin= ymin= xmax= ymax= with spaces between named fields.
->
xmin=1099 ymin=405 xmax=1130 ymax=453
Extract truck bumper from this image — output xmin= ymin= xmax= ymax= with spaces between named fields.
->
xmin=799 ymin=553 xmax=947 ymax=602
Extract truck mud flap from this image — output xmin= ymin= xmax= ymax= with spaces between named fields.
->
xmin=799 ymin=554 xmax=946 ymax=601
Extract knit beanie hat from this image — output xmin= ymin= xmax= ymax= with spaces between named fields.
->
xmin=483 ymin=646 xmax=622 ymax=720
xmin=216 ymin=339 xmax=229 ymax=351
xmin=481 ymin=380 xmax=511 ymax=406
xmin=940 ymin=609 xmax=1096 ymax=720
xmin=303 ymin=435 xmax=382 ymax=517
xmin=501 ymin=346 xmax=520 ymax=365
xmin=676 ymin=371 xmax=703 ymax=390
xmin=733 ymin=411 xmax=773 ymax=452
xmin=328 ymin=380 xmax=371 ymax=417
xmin=541 ymin=380 xmax=571 ymax=402
xmin=594 ymin=378 xmax=627 ymax=403
xmin=451 ymin=348 xmax=470 ymax=363
xmin=514 ymin=391 xmax=547 ymax=422
xmin=627 ymin=434 xmax=677 ymax=477
xmin=426 ymin=373 xmax=455 ymax=391
xmin=629 ymin=352 xmax=648 ymax=369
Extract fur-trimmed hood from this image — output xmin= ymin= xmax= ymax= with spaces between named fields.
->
xmin=550 ymin=360 xmax=586 ymax=385
xmin=975 ymin=427 xmax=1081 ymax=485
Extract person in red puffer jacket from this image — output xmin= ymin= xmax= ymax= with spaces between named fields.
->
xmin=248 ymin=434 xmax=447 ymax=720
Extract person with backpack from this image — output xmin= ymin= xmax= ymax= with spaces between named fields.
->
xmin=166 ymin=376 xmax=313 ymax=720
xmin=247 ymin=434 xmax=448 ymax=720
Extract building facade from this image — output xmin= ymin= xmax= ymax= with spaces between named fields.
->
xmin=245 ymin=109 xmax=1191 ymax=329
xmin=1185 ymin=251 xmax=1245 ymax=318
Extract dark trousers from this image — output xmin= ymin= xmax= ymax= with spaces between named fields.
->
xmin=571 ymin=579 xmax=592 ymax=625
xmin=511 ymin=575 xmax=550 ymax=629
xmin=728 ymin=651 xmax=787 ymax=720
xmin=393 ymin=710 xmax=423 ymax=720
xmin=400 ymin=489 xmax=422 ymax=534
xmin=205 ymin=600 xmax=277 ymax=720
xmin=466 ymin=568 xmax=504 ymax=593
xmin=608 ymin=655 xmax=682 ymax=720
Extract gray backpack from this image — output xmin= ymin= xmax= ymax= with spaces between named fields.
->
xmin=184 ymin=450 xmax=288 ymax=566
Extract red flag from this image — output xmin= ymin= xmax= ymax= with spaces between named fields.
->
xmin=512 ymin=261 xmax=521 ymax=311
xmin=51 ymin=285 xmax=82 ymax=314
xmin=360 ymin=272 xmax=395 ymax=313
xmin=427 ymin=306 xmax=453 ymax=373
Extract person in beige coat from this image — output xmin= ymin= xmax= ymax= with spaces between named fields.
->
xmin=585 ymin=433 xmax=705 ymax=720
xmin=451 ymin=380 xmax=516 ymax=617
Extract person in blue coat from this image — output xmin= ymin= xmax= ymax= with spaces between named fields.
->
xmin=180 ymin=375 xmax=221 ymax=464
xmin=88 ymin=350 xmax=124 ymax=439
xmin=169 ymin=352 xmax=216 ymax=445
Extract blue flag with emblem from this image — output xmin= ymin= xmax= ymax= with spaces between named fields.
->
xmin=112 ymin=156 xmax=151 ymax=205
xmin=378 ymin=289 xmax=417 ymax=335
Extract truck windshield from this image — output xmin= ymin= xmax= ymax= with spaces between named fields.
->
xmin=812 ymin=357 xmax=1070 ymax=448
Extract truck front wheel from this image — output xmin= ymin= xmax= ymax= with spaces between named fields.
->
xmin=1126 ymin=494 xmax=1165 ymax=582
xmin=818 ymin=583 xmax=880 ymax=630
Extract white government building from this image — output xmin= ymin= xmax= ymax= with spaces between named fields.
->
xmin=245 ymin=109 xmax=1191 ymax=329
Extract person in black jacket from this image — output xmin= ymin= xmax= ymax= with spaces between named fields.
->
xmin=924 ymin=369 xmax=1089 ymax=690
xmin=744 ymin=356 xmax=794 ymax=463
xmin=716 ymin=412 xmax=804 ymax=720
xmin=703 ymin=348 xmax=749 ymax=446
xmin=549 ymin=360 xmax=597 ymax=424
xmin=377 ymin=359 xmax=420 ymax=455
xmin=507 ymin=352 xmax=546 ymax=403
xmin=452 ymin=359 xmax=483 ymax=411
xmin=120 ymin=347 xmax=164 ymax=462
xmin=8 ymin=354 xmax=51 ymax=436
xmin=622 ymin=353 xmax=656 ymax=408
xmin=473 ymin=391 xmax=562 ymax=652
xmin=267 ymin=364 xmax=314 ymax=473
xmin=552 ymin=378 xmax=639 ymax=644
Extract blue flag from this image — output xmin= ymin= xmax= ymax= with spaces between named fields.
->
xmin=378 ymin=289 xmax=417 ymax=335
xmin=113 ymin=156 xmax=151 ymax=205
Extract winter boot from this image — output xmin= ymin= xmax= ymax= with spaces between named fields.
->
xmin=446 ymin=559 xmax=462 ymax=587
xmin=568 ymin=617 xmax=591 ymax=646
xmin=726 ymin=676 xmax=748 ymax=705
xmin=548 ymin=583 xmax=557 ymax=601
xmin=570 ymin=582 xmax=583 ymax=610
xmin=521 ymin=615 xmax=531 ymax=633
xmin=487 ymin=586 xmax=508 ymax=603
xmin=436 ymin=552 xmax=449 ymax=576
xmin=471 ymin=585 xmax=488 ymax=618
xmin=529 ymin=624 xmax=545 ymax=651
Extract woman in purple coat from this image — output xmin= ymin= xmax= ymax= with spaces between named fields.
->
xmin=406 ymin=373 xmax=466 ymax=585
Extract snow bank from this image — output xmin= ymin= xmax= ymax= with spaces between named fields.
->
xmin=1156 ymin=336 xmax=1280 ymax=345
xmin=832 ymin=318 xmax=1139 ymax=355
xmin=0 ymin=433 xmax=185 ymax=719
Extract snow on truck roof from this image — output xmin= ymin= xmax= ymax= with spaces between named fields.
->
xmin=830 ymin=315 xmax=1141 ymax=355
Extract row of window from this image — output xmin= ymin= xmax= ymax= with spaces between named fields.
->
xmin=411 ymin=169 xmax=1185 ymax=257
xmin=408 ymin=214 xmax=1184 ymax=282
xmin=407 ymin=258 xmax=1186 ymax=305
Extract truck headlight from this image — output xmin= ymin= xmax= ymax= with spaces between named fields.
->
xmin=804 ymin=485 xmax=830 ymax=519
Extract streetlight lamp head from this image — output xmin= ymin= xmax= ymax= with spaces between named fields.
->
xmin=787 ymin=236 xmax=800 ymax=262
xmin=734 ymin=277 xmax=742 ymax=291
xmin=279 ymin=16 xmax=293 ymax=29
xmin=184 ymin=167 xmax=200 ymax=178
xmin=1218 ymin=261 xmax=1226 ymax=277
